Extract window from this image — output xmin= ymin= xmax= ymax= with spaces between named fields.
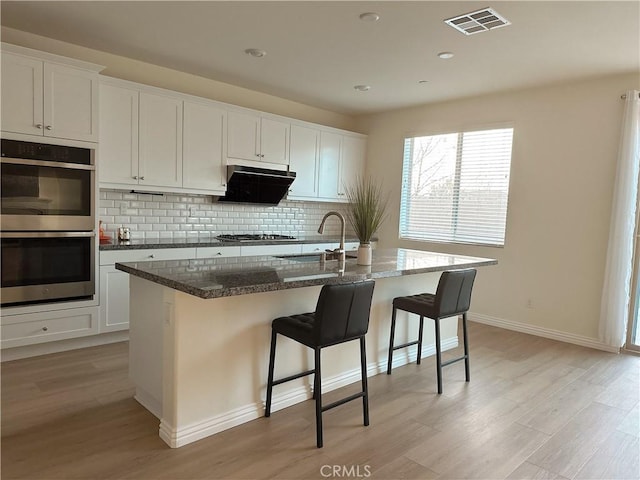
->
xmin=400 ymin=127 xmax=514 ymax=246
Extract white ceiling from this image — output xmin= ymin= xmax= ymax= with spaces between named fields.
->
xmin=1 ymin=1 xmax=639 ymax=115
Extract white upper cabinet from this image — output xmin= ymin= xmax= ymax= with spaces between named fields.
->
xmin=138 ymin=92 xmax=183 ymax=188
xmin=99 ymin=82 xmax=139 ymax=185
xmin=227 ymin=111 xmax=289 ymax=166
xmin=339 ymin=135 xmax=367 ymax=196
xmin=1 ymin=53 xmax=43 ymax=137
xmin=182 ymin=100 xmax=226 ymax=194
xmin=260 ymin=117 xmax=289 ymax=165
xmin=288 ymin=124 xmax=319 ymax=198
xmin=318 ymin=131 xmax=342 ymax=200
xmin=1 ymin=45 xmax=102 ymax=142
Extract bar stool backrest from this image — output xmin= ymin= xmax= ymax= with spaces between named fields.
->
xmin=313 ymin=281 xmax=375 ymax=346
xmin=435 ymin=269 xmax=477 ymax=318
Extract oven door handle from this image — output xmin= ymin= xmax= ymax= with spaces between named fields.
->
xmin=0 ymin=231 xmax=96 ymax=239
xmin=0 ymin=157 xmax=95 ymax=171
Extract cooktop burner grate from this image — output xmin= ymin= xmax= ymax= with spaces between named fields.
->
xmin=216 ymin=234 xmax=297 ymax=242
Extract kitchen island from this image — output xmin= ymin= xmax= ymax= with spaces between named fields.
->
xmin=117 ymin=248 xmax=496 ymax=448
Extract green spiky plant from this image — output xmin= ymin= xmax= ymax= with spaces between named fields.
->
xmin=344 ymin=176 xmax=389 ymax=244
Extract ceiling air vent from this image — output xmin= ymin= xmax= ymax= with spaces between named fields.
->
xmin=444 ymin=7 xmax=510 ymax=35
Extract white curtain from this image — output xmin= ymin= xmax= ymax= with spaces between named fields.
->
xmin=599 ymin=90 xmax=640 ymax=349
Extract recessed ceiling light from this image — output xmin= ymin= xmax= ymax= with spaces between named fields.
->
xmin=354 ymin=85 xmax=371 ymax=92
xmin=359 ymin=12 xmax=380 ymax=22
xmin=244 ymin=48 xmax=266 ymax=58
xmin=437 ymin=52 xmax=454 ymax=59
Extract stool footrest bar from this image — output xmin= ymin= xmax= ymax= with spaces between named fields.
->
xmin=272 ymin=369 xmax=315 ymax=386
xmin=392 ymin=340 xmax=419 ymax=351
xmin=321 ymin=392 xmax=365 ymax=412
xmin=441 ymin=355 xmax=467 ymax=367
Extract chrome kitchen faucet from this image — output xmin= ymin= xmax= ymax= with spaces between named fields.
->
xmin=317 ymin=211 xmax=346 ymax=273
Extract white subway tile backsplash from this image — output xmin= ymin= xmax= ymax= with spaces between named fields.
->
xmin=99 ymin=189 xmax=354 ymax=239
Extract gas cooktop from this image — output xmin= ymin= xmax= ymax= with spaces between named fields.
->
xmin=216 ymin=234 xmax=297 ymax=242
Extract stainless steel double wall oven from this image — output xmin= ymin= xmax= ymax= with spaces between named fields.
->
xmin=1 ymin=139 xmax=96 ymax=306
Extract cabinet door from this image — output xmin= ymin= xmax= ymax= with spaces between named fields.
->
xmin=318 ymin=131 xmax=342 ymax=200
xmin=1 ymin=52 xmax=43 ymax=136
xmin=288 ymin=124 xmax=319 ymax=198
xmin=44 ymin=63 xmax=99 ymax=142
xmin=339 ymin=135 xmax=367 ymax=196
xmin=260 ymin=117 xmax=289 ymax=165
xmin=99 ymin=265 xmax=130 ymax=333
xmin=139 ymin=92 xmax=183 ymax=187
xmin=99 ymin=83 xmax=139 ymax=185
xmin=183 ymin=101 xmax=226 ymax=193
xmin=227 ymin=111 xmax=260 ymax=162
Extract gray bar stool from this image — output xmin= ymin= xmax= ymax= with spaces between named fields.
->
xmin=265 ymin=280 xmax=375 ymax=448
xmin=386 ymin=269 xmax=477 ymax=394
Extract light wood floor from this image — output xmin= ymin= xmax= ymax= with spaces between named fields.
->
xmin=2 ymin=323 xmax=639 ymax=480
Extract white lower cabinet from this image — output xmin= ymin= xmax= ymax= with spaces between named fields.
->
xmin=1 ymin=307 xmax=98 ymax=348
xmin=197 ymin=246 xmax=241 ymax=258
xmin=300 ymin=242 xmax=359 ymax=254
xmin=99 ymin=266 xmax=131 ymax=333
xmin=99 ymin=248 xmax=197 ymax=332
xmin=240 ymin=244 xmax=302 ymax=256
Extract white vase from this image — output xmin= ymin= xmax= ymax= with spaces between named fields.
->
xmin=357 ymin=243 xmax=372 ymax=266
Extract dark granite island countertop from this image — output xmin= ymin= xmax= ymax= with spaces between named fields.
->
xmin=116 ymin=248 xmax=497 ymax=299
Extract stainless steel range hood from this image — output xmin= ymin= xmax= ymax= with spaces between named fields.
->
xmin=217 ymin=165 xmax=296 ymax=205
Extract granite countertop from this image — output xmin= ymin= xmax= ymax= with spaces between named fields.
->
xmin=99 ymin=235 xmax=362 ymax=250
xmin=116 ymin=248 xmax=497 ymax=299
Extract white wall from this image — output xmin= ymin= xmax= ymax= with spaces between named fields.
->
xmin=356 ymin=73 xmax=640 ymax=344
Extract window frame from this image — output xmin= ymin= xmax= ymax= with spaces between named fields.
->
xmin=398 ymin=124 xmax=515 ymax=248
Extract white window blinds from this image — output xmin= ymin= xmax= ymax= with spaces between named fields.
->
xmin=400 ymin=127 xmax=514 ymax=246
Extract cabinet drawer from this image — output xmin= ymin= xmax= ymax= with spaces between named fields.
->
xmin=301 ymin=242 xmax=359 ymax=253
xmin=345 ymin=242 xmax=359 ymax=252
xmin=240 ymin=244 xmax=302 ymax=257
xmin=1 ymin=307 xmax=98 ymax=348
xmin=196 ymin=246 xmax=241 ymax=259
xmin=100 ymin=247 xmax=196 ymax=265
xmin=301 ymin=242 xmax=339 ymax=254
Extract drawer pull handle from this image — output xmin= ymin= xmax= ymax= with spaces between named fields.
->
xmin=216 ymin=252 xmax=222 ymax=256
xmin=42 ymin=326 xmax=48 ymax=332
xmin=45 ymin=125 xmax=53 ymax=131
xmin=35 ymin=123 xmax=43 ymax=129
xmin=148 ymin=254 xmax=155 ymax=258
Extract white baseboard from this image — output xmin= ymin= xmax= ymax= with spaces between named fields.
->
xmin=468 ymin=312 xmax=619 ymax=353
xmin=159 ymin=337 xmax=459 ymax=448
xmin=0 ymin=330 xmax=129 ymax=362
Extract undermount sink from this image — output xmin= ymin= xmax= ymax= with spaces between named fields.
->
xmin=276 ymin=253 xmax=357 ymax=263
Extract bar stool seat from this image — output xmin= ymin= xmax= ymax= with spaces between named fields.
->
xmin=265 ymin=280 xmax=375 ymax=448
xmin=387 ymin=269 xmax=477 ymax=394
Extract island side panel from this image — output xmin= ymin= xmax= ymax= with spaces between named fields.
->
xmin=129 ymin=275 xmax=167 ymax=418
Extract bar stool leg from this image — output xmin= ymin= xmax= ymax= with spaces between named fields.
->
xmin=462 ymin=313 xmax=470 ymax=382
xmin=314 ymin=347 xmax=323 ymax=448
xmin=434 ymin=318 xmax=443 ymax=394
xmin=360 ymin=336 xmax=370 ymax=426
xmin=387 ymin=306 xmax=397 ymax=375
xmin=416 ymin=316 xmax=425 ymax=365
xmin=265 ymin=330 xmax=277 ymax=417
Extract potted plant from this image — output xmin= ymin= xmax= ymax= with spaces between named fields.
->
xmin=344 ymin=176 xmax=388 ymax=265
